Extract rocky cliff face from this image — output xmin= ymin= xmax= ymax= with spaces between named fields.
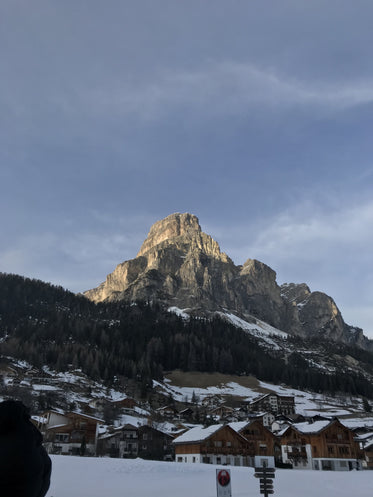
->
xmin=280 ymin=283 xmax=373 ymax=349
xmin=85 ymin=213 xmax=372 ymax=350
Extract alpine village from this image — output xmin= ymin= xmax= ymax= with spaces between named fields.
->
xmin=1 ymin=213 xmax=373 ymax=473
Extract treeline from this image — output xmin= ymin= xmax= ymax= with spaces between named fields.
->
xmin=1 ymin=273 xmax=373 ymax=399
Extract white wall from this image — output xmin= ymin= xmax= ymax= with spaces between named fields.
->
xmin=175 ymin=453 xmax=247 ymax=466
xmin=176 ymin=453 xmax=202 ymax=463
xmin=281 ymin=444 xmax=313 ymax=470
xmin=254 ymin=455 xmax=275 ymax=468
xmin=46 ymin=412 xmax=69 ymax=428
xmin=313 ymin=458 xmax=359 ymax=471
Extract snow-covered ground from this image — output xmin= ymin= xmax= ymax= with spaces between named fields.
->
xmin=154 ymin=376 xmax=366 ymax=418
xmin=47 ymin=456 xmax=372 ymax=497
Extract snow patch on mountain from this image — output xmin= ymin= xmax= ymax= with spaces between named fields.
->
xmin=167 ymin=306 xmax=190 ymax=319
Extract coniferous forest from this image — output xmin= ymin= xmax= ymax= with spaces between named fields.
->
xmin=1 ymin=272 xmax=373 ymax=399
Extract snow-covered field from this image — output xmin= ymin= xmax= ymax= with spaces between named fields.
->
xmin=47 ymin=456 xmax=372 ymax=497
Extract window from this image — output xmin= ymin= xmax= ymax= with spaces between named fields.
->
xmin=214 ymin=441 xmax=222 ymax=448
xmin=143 ymin=434 xmax=147 ymax=440
xmin=192 ymin=457 xmax=196 ymax=463
xmin=177 ymin=457 xmax=183 ymax=463
xmin=55 ymin=433 xmax=69 ymax=443
xmin=226 ymin=441 xmax=232 ymax=447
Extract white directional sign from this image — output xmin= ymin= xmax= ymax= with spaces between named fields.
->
xmin=216 ymin=469 xmax=232 ymax=497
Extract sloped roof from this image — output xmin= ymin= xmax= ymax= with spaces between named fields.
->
xmin=172 ymin=424 xmax=223 ymax=444
xmin=251 ymin=393 xmax=294 ymax=404
xmin=292 ymin=420 xmax=332 ymax=434
xmin=228 ymin=421 xmax=252 ymax=433
xmin=280 ymin=419 xmax=339 ymax=437
xmin=115 ymin=423 xmax=138 ymax=430
xmin=67 ymin=411 xmax=104 ymax=423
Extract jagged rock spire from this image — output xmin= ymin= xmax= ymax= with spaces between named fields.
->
xmin=137 ymin=213 xmax=202 ymax=257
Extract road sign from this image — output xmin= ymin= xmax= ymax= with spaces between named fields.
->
xmin=255 ymin=472 xmax=275 ymax=479
xmin=259 ymin=479 xmax=273 ymax=485
xmin=216 ymin=469 xmax=232 ymax=497
xmin=255 ymin=466 xmax=275 ymax=495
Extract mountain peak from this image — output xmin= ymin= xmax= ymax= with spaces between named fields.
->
xmin=84 ymin=213 xmax=372 ymax=351
xmin=137 ymin=213 xmax=201 ymax=257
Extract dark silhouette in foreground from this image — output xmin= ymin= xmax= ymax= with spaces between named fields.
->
xmin=0 ymin=400 xmax=51 ymax=497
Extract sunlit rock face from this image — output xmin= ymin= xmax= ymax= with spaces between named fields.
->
xmin=84 ymin=213 xmax=371 ymax=349
xmin=280 ymin=283 xmax=346 ymax=340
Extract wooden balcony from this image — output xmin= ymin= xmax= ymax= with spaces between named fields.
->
xmin=288 ymin=451 xmax=308 ymax=460
xmin=325 ymin=438 xmax=349 ymax=444
xmin=200 ymin=447 xmax=250 ymax=456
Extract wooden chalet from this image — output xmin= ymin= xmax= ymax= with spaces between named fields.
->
xmin=138 ymin=425 xmax=174 ymax=461
xmin=41 ymin=410 xmax=104 ymax=456
xmin=97 ymin=423 xmax=138 ymax=458
xmin=229 ymin=419 xmax=277 ymax=468
xmin=179 ymin=407 xmax=194 ymax=421
xmin=201 ymin=394 xmax=223 ymax=408
xmin=355 ymin=431 xmax=373 ymax=469
xmin=280 ymin=419 xmax=363 ymax=471
xmin=208 ymin=405 xmax=235 ymax=420
xmin=173 ymin=424 xmax=250 ymax=466
xmin=156 ymin=405 xmax=178 ymax=419
xmin=362 ymin=441 xmax=373 ymax=469
xmin=97 ymin=424 xmax=174 ymax=461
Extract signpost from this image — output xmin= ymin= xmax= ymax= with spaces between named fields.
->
xmin=216 ymin=469 xmax=232 ymax=497
xmin=254 ymin=466 xmax=275 ymax=497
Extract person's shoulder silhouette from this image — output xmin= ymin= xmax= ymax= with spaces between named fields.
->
xmin=0 ymin=399 xmax=51 ymax=497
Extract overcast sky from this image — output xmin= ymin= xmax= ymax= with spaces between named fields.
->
xmin=2 ymin=1 xmax=373 ymax=337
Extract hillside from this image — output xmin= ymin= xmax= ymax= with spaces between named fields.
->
xmin=1 ymin=273 xmax=373 ymax=404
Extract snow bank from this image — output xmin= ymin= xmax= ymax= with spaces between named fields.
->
xmin=47 ymin=455 xmax=372 ymax=497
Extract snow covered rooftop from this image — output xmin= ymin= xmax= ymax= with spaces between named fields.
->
xmin=68 ymin=411 xmax=104 ymax=422
xmin=292 ymin=420 xmax=332 ymax=434
xmin=172 ymin=424 xmax=223 ymax=444
xmin=340 ymin=417 xmax=373 ymax=430
xmin=228 ymin=421 xmax=252 ymax=433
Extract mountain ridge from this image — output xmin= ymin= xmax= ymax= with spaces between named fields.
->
xmin=85 ymin=213 xmax=373 ymax=351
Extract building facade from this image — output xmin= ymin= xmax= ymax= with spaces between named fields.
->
xmin=173 ymin=424 xmax=250 ymax=466
xmin=280 ymin=419 xmax=363 ymax=471
xmin=230 ymin=419 xmax=276 ymax=468
xmin=40 ymin=410 xmax=103 ymax=456
xmin=250 ymin=394 xmax=295 ymax=415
